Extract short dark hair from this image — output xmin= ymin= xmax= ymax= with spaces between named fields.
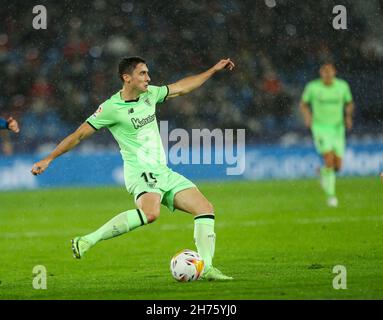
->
xmin=118 ymin=56 xmax=146 ymax=82
xmin=320 ymin=62 xmax=336 ymax=70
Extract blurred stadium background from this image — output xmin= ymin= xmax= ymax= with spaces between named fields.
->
xmin=0 ymin=0 xmax=383 ymax=187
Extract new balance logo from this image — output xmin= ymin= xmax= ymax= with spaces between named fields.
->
xmin=128 ymin=108 xmax=134 ymax=114
xmin=144 ymin=98 xmax=151 ymax=106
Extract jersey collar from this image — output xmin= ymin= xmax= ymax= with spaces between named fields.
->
xmin=117 ymin=91 xmax=140 ymax=103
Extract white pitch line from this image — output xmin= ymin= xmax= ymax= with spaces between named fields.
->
xmin=296 ymin=215 xmax=383 ymax=225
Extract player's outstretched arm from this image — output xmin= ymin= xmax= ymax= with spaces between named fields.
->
xmin=166 ymin=58 xmax=235 ymax=98
xmin=31 ymin=122 xmax=96 ymax=176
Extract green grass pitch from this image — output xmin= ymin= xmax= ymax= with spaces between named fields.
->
xmin=0 ymin=177 xmax=382 ymax=299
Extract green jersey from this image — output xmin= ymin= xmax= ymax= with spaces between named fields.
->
xmin=302 ymin=78 xmax=353 ymax=127
xmin=87 ymin=85 xmax=169 ymax=173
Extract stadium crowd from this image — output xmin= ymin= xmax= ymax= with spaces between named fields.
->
xmin=0 ymin=0 xmax=382 ymax=154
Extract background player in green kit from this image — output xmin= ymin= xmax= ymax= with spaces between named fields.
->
xmin=31 ymin=56 xmax=235 ymax=281
xmin=300 ymin=63 xmax=354 ymax=207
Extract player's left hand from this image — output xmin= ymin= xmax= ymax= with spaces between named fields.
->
xmin=31 ymin=159 xmax=51 ymax=176
xmin=212 ymin=58 xmax=235 ymax=72
xmin=7 ymin=117 xmax=20 ymax=133
xmin=346 ymin=116 xmax=353 ymax=130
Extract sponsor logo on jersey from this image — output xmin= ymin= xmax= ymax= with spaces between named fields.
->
xmin=131 ymin=113 xmax=156 ymax=129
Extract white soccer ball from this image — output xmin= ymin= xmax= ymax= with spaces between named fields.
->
xmin=170 ymin=249 xmax=205 ymax=282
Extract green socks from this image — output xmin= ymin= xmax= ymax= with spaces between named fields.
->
xmin=80 ymin=209 xmax=217 ymax=267
xmin=194 ymin=214 xmax=216 ymax=269
xmin=82 ymin=209 xmax=148 ymax=245
xmin=320 ymin=167 xmax=336 ymax=197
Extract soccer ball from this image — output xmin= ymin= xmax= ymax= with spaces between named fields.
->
xmin=170 ymin=249 xmax=205 ymax=282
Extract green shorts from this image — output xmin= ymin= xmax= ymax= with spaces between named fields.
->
xmin=124 ymin=167 xmax=196 ymax=212
xmin=311 ymin=124 xmax=345 ymax=157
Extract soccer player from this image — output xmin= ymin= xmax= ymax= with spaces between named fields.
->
xmin=31 ymin=56 xmax=235 ymax=280
xmin=300 ymin=63 xmax=354 ymax=207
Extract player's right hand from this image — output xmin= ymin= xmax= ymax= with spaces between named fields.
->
xmin=31 ymin=159 xmax=51 ymax=175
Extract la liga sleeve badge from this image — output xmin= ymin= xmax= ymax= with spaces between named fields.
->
xmin=92 ymin=105 xmax=103 ymax=118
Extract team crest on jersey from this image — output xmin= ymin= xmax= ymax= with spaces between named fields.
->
xmin=92 ymin=105 xmax=103 ymax=118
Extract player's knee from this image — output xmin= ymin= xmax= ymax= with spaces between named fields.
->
xmin=324 ymin=158 xmax=335 ymax=169
xmin=142 ymin=208 xmax=160 ymax=223
xmin=203 ymin=200 xmax=214 ymax=214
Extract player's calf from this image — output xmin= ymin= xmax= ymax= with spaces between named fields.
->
xmin=320 ymin=152 xmax=338 ymax=205
xmin=192 ymin=203 xmax=214 ymax=217
xmin=72 ymin=208 xmax=150 ymax=259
